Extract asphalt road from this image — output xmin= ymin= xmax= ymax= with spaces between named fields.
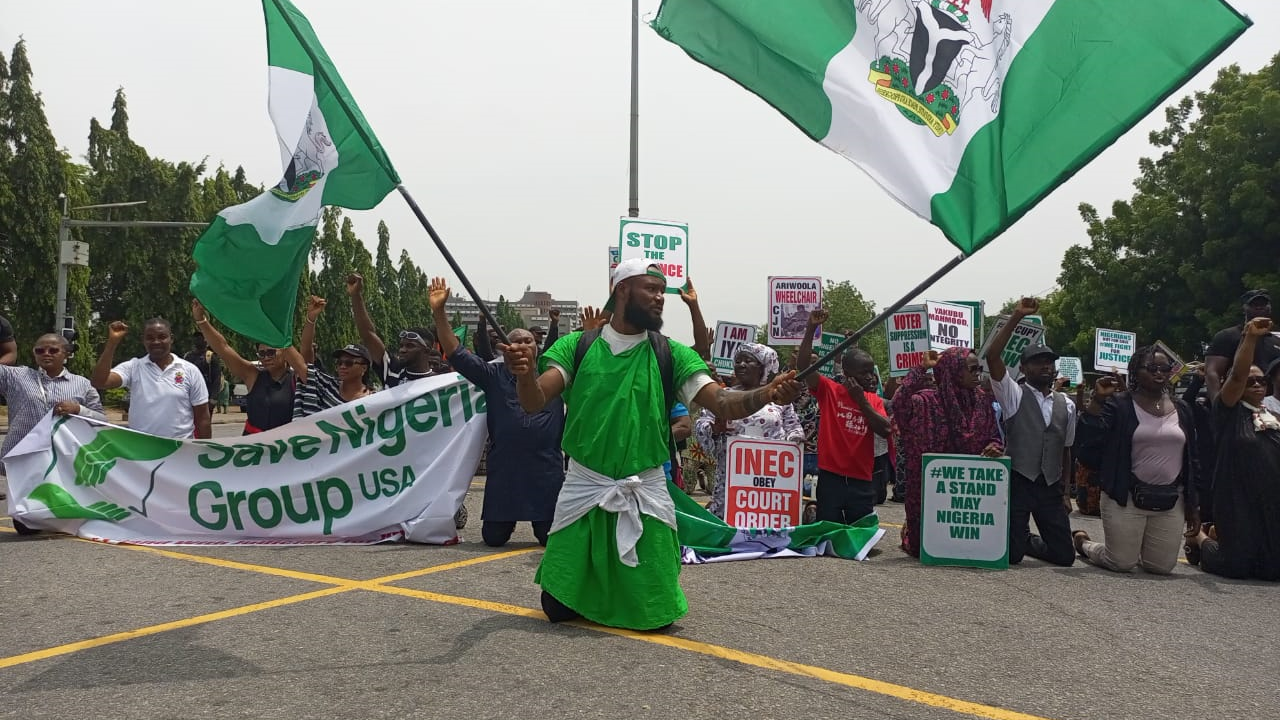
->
xmin=1 ymin=428 xmax=1276 ymax=720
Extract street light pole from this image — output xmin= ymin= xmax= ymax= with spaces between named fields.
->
xmin=53 ymin=198 xmax=207 ymax=332
xmin=627 ymin=0 xmax=640 ymax=218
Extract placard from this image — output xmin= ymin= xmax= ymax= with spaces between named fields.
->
xmin=885 ymin=305 xmax=928 ymax=377
xmin=1057 ymin=356 xmax=1085 ymax=387
xmin=1152 ymin=340 xmax=1186 ymax=380
xmin=712 ymin=321 xmax=758 ymax=375
xmin=618 ymin=217 xmax=688 ymax=293
xmin=608 ymin=246 xmax=621 ymax=290
xmin=811 ymin=331 xmax=846 ymax=379
xmin=926 ymin=301 xmax=975 ymax=352
xmin=977 ymin=314 xmax=1046 ymax=378
xmin=768 ymin=276 xmax=822 ymax=345
xmin=1095 ymin=328 xmax=1137 ymax=373
xmin=724 ymin=437 xmax=803 ymax=530
xmin=920 ymin=453 xmax=1011 ymax=569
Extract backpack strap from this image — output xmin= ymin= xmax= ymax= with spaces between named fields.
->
xmin=648 ymin=330 xmax=676 ymax=414
xmin=571 ymin=328 xmax=602 ymax=382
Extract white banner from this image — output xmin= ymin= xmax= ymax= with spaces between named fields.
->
xmin=712 ymin=321 xmax=757 ymax=375
xmin=4 ymin=373 xmax=487 ymax=545
xmin=926 ymin=301 xmax=975 ymax=352
xmin=885 ymin=305 xmax=928 ymax=377
xmin=768 ymin=276 xmax=822 ymax=345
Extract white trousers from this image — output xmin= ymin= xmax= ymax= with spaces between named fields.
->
xmin=1082 ymin=492 xmax=1184 ymax=574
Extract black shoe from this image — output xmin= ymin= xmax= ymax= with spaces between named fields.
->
xmin=12 ymin=518 xmax=39 ymax=536
xmin=541 ymin=591 xmax=580 ymax=623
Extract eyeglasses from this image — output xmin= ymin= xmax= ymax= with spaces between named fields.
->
xmin=33 ymin=347 xmax=61 ymax=356
xmin=1245 ymin=376 xmax=1267 ymax=387
xmin=335 ymin=358 xmax=367 ymax=368
xmin=256 ymin=349 xmax=278 ymax=359
xmin=1143 ymin=364 xmax=1174 ymax=374
xmin=399 ymin=331 xmax=429 ymax=347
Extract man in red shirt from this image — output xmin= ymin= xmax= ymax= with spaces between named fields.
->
xmin=797 ymin=309 xmax=891 ymax=524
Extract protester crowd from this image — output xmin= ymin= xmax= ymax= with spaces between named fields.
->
xmin=2 ymin=269 xmax=1279 ymax=629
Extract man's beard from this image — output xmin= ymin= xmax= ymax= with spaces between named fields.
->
xmin=623 ymin=300 xmax=663 ymax=332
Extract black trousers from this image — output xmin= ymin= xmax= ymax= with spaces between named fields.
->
xmin=1009 ymin=472 xmax=1075 ymax=567
xmin=816 ymin=469 xmax=876 ymax=525
xmin=872 ymin=454 xmax=892 ymax=505
xmin=482 ymin=520 xmax=552 ymax=547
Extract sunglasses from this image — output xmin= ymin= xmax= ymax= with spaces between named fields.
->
xmin=335 ymin=358 xmax=368 ymax=368
xmin=256 ymin=349 xmax=278 ymax=359
xmin=399 ymin=330 xmax=429 ymax=347
xmin=1143 ymin=363 xmax=1174 ymax=374
xmin=33 ymin=347 xmax=61 ymax=356
xmin=1245 ymin=376 xmax=1267 ymax=387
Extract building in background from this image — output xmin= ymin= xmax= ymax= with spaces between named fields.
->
xmin=444 ymin=287 xmax=578 ymax=335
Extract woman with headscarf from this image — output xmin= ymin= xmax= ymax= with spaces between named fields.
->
xmin=694 ymin=343 xmax=804 ymax=519
xmin=895 ymin=347 xmax=1004 ymax=557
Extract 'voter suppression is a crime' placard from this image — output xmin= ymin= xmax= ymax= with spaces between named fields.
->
xmin=920 ymin=454 xmax=1011 ymax=569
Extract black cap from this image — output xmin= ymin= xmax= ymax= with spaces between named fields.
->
xmin=1020 ymin=342 xmax=1059 ymax=363
xmin=1241 ymin=289 xmax=1270 ymax=305
xmin=332 ymin=344 xmax=371 ymax=363
xmin=1266 ymin=356 xmax=1280 ymax=380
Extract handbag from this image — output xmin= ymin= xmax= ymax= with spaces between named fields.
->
xmin=1130 ymin=476 xmax=1180 ymax=512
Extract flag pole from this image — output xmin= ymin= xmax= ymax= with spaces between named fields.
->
xmin=396 ymin=185 xmax=509 ymax=345
xmin=627 ymin=0 xmax=640 ymax=218
xmin=795 ymin=252 xmax=968 ymax=381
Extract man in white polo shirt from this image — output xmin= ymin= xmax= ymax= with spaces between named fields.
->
xmin=91 ymin=318 xmax=211 ymax=439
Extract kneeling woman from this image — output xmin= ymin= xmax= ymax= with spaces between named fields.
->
xmin=1187 ymin=318 xmax=1280 ymax=580
xmin=1073 ymin=346 xmax=1198 ymax=574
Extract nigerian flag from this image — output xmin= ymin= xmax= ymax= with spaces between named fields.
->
xmin=191 ymin=0 xmax=399 ymax=346
xmin=652 ymin=0 xmax=1249 ymax=254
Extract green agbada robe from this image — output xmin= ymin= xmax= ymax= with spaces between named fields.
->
xmin=537 ymin=330 xmax=710 ymax=630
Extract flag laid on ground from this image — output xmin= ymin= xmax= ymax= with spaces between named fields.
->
xmin=652 ymin=0 xmax=1249 ymax=254
xmin=191 ymin=0 xmax=400 ymax=346
xmin=672 ymin=483 xmax=885 ymax=563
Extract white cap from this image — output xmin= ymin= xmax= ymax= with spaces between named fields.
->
xmin=605 ymin=259 xmax=665 ymax=311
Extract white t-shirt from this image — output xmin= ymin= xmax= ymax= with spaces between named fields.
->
xmin=113 ymin=355 xmax=209 ymax=438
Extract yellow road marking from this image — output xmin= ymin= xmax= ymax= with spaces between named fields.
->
xmin=354 ymin=585 xmax=1058 ymax=720
xmin=0 ymin=586 xmax=352 ymax=670
xmin=0 ymin=526 xmax=1060 ymax=718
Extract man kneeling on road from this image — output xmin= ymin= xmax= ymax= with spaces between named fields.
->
xmin=501 ymin=260 xmax=802 ymax=631
xmin=430 ymin=277 xmax=564 ymax=547
xmin=985 ymin=297 xmax=1077 ymax=567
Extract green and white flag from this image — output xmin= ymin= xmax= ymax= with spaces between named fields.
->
xmin=652 ymin=0 xmax=1249 ymax=254
xmin=191 ymin=0 xmax=400 ymax=346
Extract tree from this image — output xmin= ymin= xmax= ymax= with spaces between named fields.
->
xmin=374 ymin=221 xmax=406 ymax=332
xmin=495 ymin=294 xmax=525 ymax=331
xmin=0 ymin=40 xmax=68 ymax=354
xmin=822 ymin=280 xmax=887 ymax=370
xmin=1048 ymin=56 xmax=1280 ymax=361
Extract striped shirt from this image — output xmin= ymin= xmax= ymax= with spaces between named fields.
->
xmin=0 ymin=366 xmax=106 ymax=459
xmin=292 ymin=363 xmax=375 ymax=419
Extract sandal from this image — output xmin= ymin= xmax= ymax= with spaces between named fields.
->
xmin=1072 ymin=530 xmax=1090 ymax=559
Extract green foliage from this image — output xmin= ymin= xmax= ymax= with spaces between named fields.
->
xmin=1044 ymin=56 xmax=1280 ymax=362
xmin=494 ymin=294 xmax=525 ymax=331
xmin=821 ymin=280 xmax=888 ymax=370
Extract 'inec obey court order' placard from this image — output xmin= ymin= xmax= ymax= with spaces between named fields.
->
xmin=618 ymin=217 xmax=688 ymax=292
xmin=920 ymin=454 xmax=1011 ymax=569
xmin=725 ymin=437 xmax=802 ymax=530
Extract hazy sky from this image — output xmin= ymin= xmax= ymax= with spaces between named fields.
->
xmin=4 ymin=1 xmax=1273 ymax=344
